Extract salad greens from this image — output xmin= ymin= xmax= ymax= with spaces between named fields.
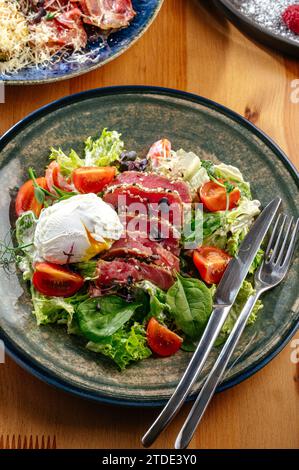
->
xmin=10 ymin=131 xmax=265 ymax=370
xmin=87 ymin=323 xmax=152 ymax=370
xmin=84 ymin=128 xmax=124 ymax=167
xmin=215 ymin=280 xmax=263 ymax=346
xmin=76 ymin=296 xmax=141 ymax=341
xmin=31 ymin=286 xmax=88 ymax=329
xmin=49 ymin=128 xmax=124 ymax=175
xmin=50 ymin=147 xmax=84 ymax=177
xmin=167 ymin=274 xmax=213 ymax=340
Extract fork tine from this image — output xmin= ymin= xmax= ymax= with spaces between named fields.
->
xmin=265 ymin=213 xmax=286 ymax=261
xmin=281 ymin=218 xmax=299 ymax=270
xmin=276 ymin=216 xmax=294 ymax=265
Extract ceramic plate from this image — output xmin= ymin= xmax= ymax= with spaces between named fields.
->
xmin=0 ymin=86 xmax=298 ymax=407
xmin=214 ymin=0 xmax=299 ymax=58
xmin=0 ymin=1 xmax=163 ymax=85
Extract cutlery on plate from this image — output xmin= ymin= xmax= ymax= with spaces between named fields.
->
xmin=142 ymin=197 xmax=281 ymax=448
xmin=0 ymin=434 xmax=57 ymax=449
xmin=175 ymin=214 xmax=299 ymax=449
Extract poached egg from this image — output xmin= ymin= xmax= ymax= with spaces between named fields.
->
xmin=34 ymin=193 xmax=123 ymax=264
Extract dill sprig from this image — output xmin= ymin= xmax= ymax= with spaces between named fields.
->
xmin=0 ymin=229 xmax=33 ymax=275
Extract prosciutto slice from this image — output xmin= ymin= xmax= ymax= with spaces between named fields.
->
xmin=78 ymin=0 xmax=135 ymax=29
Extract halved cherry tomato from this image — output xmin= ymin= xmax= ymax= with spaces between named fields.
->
xmin=147 ymin=139 xmax=172 ymax=167
xmin=193 ymin=246 xmax=232 ymax=284
xmin=200 ymin=180 xmax=240 ymax=212
xmin=15 ymin=177 xmax=48 ymax=218
xmin=32 ymin=262 xmax=84 ymax=297
xmin=146 ymin=317 xmax=183 ymax=357
xmin=72 ymin=166 xmax=116 ymax=194
xmin=45 ymin=161 xmax=74 ymax=194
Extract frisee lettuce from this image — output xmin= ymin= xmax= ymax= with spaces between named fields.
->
xmin=215 ymin=280 xmax=263 ymax=345
xmin=84 ymin=128 xmax=124 ymax=167
xmin=31 ymin=286 xmax=88 ymax=330
xmin=49 ymin=147 xmax=84 ymax=177
xmin=86 ymin=322 xmax=151 ymax=370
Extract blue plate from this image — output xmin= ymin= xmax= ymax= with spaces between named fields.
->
xmin=0 ymin=1 xmax=163 ymax=84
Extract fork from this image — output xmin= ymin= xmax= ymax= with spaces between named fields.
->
xmin=175 ymin=213 xmax=299 ymax=449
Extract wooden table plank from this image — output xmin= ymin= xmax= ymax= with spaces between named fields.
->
xmin=0 ymin=0 xmax=298 ymax=449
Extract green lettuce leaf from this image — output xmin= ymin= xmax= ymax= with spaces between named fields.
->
xmin=86 ymin=322 xmax=151 ymax=370
xmin=249 ymin=248 xmax=264 ymax=274
xmin=49 ymin=147 xmax=84 ymax=177
xmin=215 ymin=280 xmax=263 ymax=345
xmin=204 ymin=199 xmax=261 ymax=250
xmin=76 ymin=296 xmax=141 ymax=342
xmin=134 ymin=280 xmax=171 ymax=323
xmin=31 ymin=287 xmax=87 ymax=331
xmin=84 ymin=128 xmax=124 ymax=167
xmin=209 ymin=161 xmax=252 ymax=198
xmin=167 ymin=274 xmax=213 ymax=340
xmin=74 ymin=260 xmax=98 ymax=280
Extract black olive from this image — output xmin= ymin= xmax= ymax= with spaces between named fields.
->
xmin=120 ymin=151 xmax=137 ymax=162
xmin=136 ymin=158 xmax=148 ymax=171
xmin=119 ymin=157 xmax=148 ymax=173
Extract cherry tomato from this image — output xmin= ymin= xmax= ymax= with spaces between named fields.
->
xmin=193 ymin=246 xmax=232 ymax=284
xmin=200 ymin=180 xmax=240 ymax=212
xmin=15 ymin=177 xmax=48 ymax=218
xmin=72 ymin=166 xmax=116 ymax=194
xmin=146 ymin=317 xmax=183 ymax=357
xmin=32 ymin=262 xmax=84 ymax=297
xmin=147 ymin=139 xmax=172 ymax=167
xmin=45 ymin=161 xmax=74 ymax=194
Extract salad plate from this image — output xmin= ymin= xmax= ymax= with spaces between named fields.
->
xmin=0 ymin=1 xmax=164 ymax=85
xmin=0 ymin=86 xmax=298 ymax=407
xmin=213 ymin=0 xmax=299 ymax=58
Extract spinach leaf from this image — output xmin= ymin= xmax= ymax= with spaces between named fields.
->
xmin=76 ymin=296 xmax=141 ymax=342
xmin=167 ymin=274 xmax=213 ymax=340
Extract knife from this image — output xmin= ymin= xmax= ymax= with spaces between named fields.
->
xmin=142 ymin=197 xmax=281 ymax=448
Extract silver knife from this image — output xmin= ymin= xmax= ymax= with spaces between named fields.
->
xmin=142 ymin=197 xmax=281 ymax=448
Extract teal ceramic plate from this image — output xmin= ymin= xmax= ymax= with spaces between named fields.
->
xmin=0 ymin=86 xmax=298 ymax=406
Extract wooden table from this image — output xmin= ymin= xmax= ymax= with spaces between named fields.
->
xmin=0 ymin=0 xmax=298 ymax=450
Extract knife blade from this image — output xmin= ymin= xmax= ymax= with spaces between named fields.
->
xmin=142 ymin=196 xmax=281 ymax=448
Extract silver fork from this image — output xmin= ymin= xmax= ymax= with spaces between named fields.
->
xmin=175 ymin=213 xmax=299 ymax=449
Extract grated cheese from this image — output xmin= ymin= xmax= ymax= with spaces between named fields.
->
xmin=0 ymin=0 xmax=121 ymax=76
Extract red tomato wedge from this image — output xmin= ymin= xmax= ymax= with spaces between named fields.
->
xmin=147 ymin=139 xmax=172 ymax=167
xmin=32 ymin=262 xmax=84 ymax=297
xmin=73 ymin=166 xmax=116 ymax=194
xmin=45 ymin=161 xmax=74 ymax=193
xmin=15 ymin=177 xmax=48 ymax=218
xmin=193 ymin=246 xmax=232 ymax=285
xmin=200 ymin=180 xmax=240 ymax=212
xmin=146 ymin=317 xmax=183 ymax=357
